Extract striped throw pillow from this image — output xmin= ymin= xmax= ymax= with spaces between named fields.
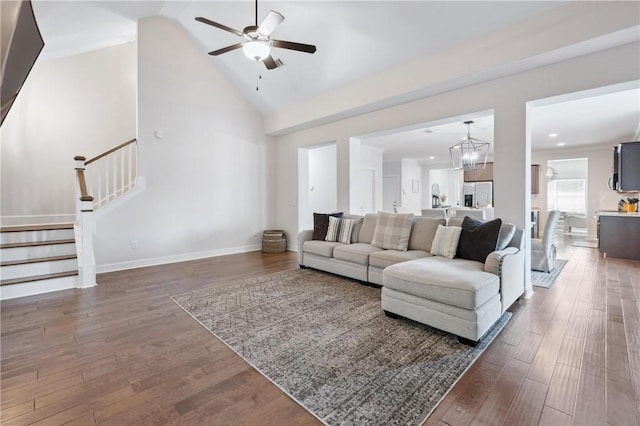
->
xmin=430 ymin=225 xmax=462 ymax=259
xmin=326 ymin=217 xmax=354 ymax=244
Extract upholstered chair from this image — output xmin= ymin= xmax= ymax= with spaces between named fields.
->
xmin=420 ymin=208 xmax=448 ymax=219
xmin=531 ymin=210 xmax=561 ymax=272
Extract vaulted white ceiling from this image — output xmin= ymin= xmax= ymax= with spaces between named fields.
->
xmin=33 ymin=0 xmax=568 ymax=114
xmin=30 ymin=0 xmax=640 ymax=152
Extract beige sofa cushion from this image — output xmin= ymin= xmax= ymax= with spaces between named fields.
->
xmin=408 ymin=217 xmax=445 ymax=251
xmin=333 ymin=243 xmax=384 ymax=266
xmin=383 ymin=256 xmax=499 ymax=310
xmin=303 ymin=240 xmax=343 ymax=258
xmin=357 ymin=213 xmax=378 ymax=243
xmin=369 ymin=250 xmax=431 ymax=269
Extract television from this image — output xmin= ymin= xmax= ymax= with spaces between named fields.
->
xmin=1 ymin=0 xmax=45 ymax=126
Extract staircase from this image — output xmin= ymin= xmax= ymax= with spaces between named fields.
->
xmin=1 ymin=138 xmax=139 ymax=301
xmin=1 ymin=223 xmax=79 ymax=300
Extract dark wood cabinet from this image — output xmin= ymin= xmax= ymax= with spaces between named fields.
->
xmin=531 ymin=164 xmax=540 ymax=194
xmin=463 ymin=163 xmax=539 ymax=194
xmin=463 ymin=162 xmax=493 ymax=182
xmin=598 ymin=215 xmax=640 ymax=260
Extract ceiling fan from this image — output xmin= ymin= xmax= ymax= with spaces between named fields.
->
xmin=195 ymin=0 xmax=317 ymax=70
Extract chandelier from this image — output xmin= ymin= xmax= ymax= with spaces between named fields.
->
xmin=547 ymin=166 xmax=558 ymax=182
xmin=449 ymin=121 xmax=490 ymax=170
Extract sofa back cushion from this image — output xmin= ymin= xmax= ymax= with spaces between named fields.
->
xmin=371 ymin=212 xmax=414 ymax=251
xmin=357 ymin=213 xmax=378 ymax=243
xmin=408 ymin=217 xmax=446 ymax=252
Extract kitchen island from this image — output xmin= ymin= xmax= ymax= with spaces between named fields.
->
xmin=597 ymin=211 xmax=640 ymax=260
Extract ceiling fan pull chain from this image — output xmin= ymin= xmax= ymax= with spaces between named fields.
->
xmin=256 ymin=61 xmax=262 ymax=91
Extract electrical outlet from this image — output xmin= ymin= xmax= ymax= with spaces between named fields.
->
xmin=131 ymin=240 xmax=137 ymax=249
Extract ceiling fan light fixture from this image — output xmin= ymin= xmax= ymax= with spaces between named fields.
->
xmin=243 ymin=41 xmax=270 ymax=61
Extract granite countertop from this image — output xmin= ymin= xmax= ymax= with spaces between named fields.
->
xmin=597 ymin=210 xmax=640 ymax=217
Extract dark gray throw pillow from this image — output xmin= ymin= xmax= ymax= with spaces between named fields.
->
xmin=456 ymin=216 xmax=502 ymax=263
xmin=312 ymin=212 xmax=343 ymax=240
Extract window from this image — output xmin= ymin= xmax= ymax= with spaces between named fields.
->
xmin=548 ymin=178 xmax=586 ymax=214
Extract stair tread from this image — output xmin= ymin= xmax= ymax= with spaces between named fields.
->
xmin=0 ymin=223 xmax=74 ymax=233
xmin=1 ymin=254 xmax=77 ymax=267
xmin=0 ymin=239 xmax=76 ymax=249
xmin=1 ymin=271 xmax=78 ymax=286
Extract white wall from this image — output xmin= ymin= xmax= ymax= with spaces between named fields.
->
xmin=360 ymin=144 xmax=384 ymax=213
xmin=93 ymin=17 xmax=274 ymax=271
xmin=401 ymin=159 xmax=422 ymax=214
xmin=1 ymin=42 xmax=137 ymax=225
xmin=532 ymin=147 xmax=619 ymax=237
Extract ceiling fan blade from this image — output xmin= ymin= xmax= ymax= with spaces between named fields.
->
xmin=271 ymin=39 xmax=316 ymax=54
xmin=208 ymin=43 xmax=244 ymax=56
xmin=263 ymin=55 xmax=283 ymax=70
xmin=195 ymin=17 xmax=243 ymax=37
xmin=257 ymin=11 xmax=284 ymax=36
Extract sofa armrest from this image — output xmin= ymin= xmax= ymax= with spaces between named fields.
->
xmin=297 ymin=229 xmax=314 ymax=265
xmin=484 ymin=247 xmax=525 ymax=312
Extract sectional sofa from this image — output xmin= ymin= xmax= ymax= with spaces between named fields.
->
xmin=298 ymin=212 xmax=525 ymax=344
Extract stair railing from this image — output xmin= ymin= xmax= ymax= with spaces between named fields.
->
xmin=74 ymin=138 xmax=138 ymax=288
xmin=84 ymin=138 xmax=138 ymax=209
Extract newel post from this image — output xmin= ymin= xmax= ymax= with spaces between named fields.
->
xmin=74 ymin=156 xmax=97 ymax=289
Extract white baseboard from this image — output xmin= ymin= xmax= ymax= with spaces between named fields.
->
xmin=1 ymin=214 xmax=76 ymax=227
xmin=96 ymin=244 xmax=263 ymax=273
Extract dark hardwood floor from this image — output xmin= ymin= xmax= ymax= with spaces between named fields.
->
xmin=2 ymin=234 xmax=639 ymax=425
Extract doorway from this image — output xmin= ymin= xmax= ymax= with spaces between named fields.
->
xmin=298 ymin=143 xmax=337 ymax=231
xmin=383 ymin=175 xmax=400 ymax=212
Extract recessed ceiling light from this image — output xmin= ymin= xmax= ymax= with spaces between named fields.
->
xmin=429 ymin=156 xmax=435 ymax=160
xmin=557 ymin=142 xmax=566 ymax=146
xmin=549 ymin=133 xmax=558 ymax=138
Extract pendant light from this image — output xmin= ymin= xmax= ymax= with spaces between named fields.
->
xmin=449 ymin=121 xmax=490 ymax=170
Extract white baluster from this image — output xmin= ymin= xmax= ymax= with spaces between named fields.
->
xmin=120 ymin=146 xmax=125 ymax=195
xmin=97 ymin=161 xmax=102 ymax=208
xmin=112 ymin=152 xmax=117 ymax=201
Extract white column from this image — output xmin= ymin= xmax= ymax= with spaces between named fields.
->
xmin=78 ymin=201 xmax=97 ymax=289
xmin=336 ymin=136 xmax=351 ymax=213
xmin=493 ymin=101 xmax=533 ymax=298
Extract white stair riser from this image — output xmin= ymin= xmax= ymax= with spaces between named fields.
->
xmin=1 ymin=229 xmax=75 ymax=245
xmin=1 ymin=243 xmax=77 ymax=262
xmin=0 ymin=275 xmax=78 ymax=300
xmin=1 ymin=258 xmax=78 ymax=280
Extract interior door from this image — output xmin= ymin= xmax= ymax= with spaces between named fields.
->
xmin=383 ymin=175 xmax=399 ymax=212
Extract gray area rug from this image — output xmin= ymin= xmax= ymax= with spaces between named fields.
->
xmin=171 ymin=268 xmax=510 ymax=426
xmin=531 ymin=259 xmax=568 ymax=288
